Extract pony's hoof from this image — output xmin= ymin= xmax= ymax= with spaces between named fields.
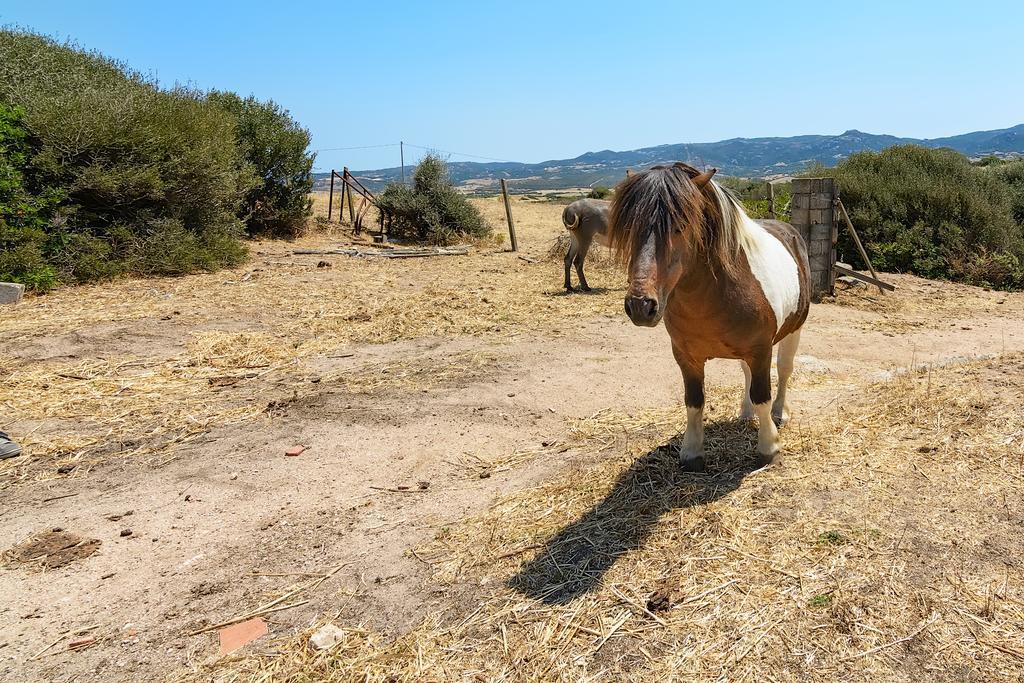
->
xmin=580 ymin=285 xmax=592 ymax=292
xmin=756 ymin=448 xmax=781 ymax=467
xmin=679 ymin=454 xmax=706 ymax=472
xmin=771 ymin=410 xmax=790 ymax=428
xmin=564 ymin=286 xmax=574 ymax=293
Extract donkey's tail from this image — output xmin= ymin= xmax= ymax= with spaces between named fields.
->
xmin=562 ymin=206 xmax=580 ymax=232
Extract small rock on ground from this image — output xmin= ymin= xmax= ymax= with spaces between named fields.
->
xmin=0 ymin=282 xmax=24 ymax=305
xmin=309 ymin=623 xmax=346 ymax=651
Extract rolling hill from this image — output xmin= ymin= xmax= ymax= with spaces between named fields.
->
xmin=316 ymin=123 xmax=1024 ymax=193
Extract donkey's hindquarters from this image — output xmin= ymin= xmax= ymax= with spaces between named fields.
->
xmin=562 ymin=198 xmax=611 ymax=292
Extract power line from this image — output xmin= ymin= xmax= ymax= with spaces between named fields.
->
xmin=313 ymin=143 xmax=400 ymax=152
xmin=403 ymin=143 xmax=517 ymax=164
xmin=313 ymin=141 xmax=521 ymax=171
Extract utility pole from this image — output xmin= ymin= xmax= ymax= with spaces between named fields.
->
xmin=400 ymin=141 xmax=405 ymax=184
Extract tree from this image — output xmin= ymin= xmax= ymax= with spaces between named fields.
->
xmin=377 ymin=155 xmax=490 ymax=244
xmin=208 ymin=92 xmax=315 ymax=238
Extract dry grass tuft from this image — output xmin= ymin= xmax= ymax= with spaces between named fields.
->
xmin=543 ymin=232 xmax=617 ymax=266
xmin=190 ymin=355 xmax=1024 ymax=681
xmin=331 ymin=350 xmax=500 ymax=395
xmin=0 ymin=354 xmax=267 ymax=487
xmin=827 ymin=274 xmax=1024 ymax=333
xmin=187 ymin=331 xmax=296 ymax=370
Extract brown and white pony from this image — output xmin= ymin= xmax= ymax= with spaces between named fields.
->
xmin=608 ymin=163 xmax=810 ymax=470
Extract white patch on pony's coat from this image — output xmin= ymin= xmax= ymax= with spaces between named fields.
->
xmin=736 ymin=213 xmax=800 ymax=333
xmin=705 ymin=181 xmax=800 ymax=333
xmin=681 ymin=405 xmax=704 ymax=457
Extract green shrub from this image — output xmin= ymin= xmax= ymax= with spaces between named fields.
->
xmin=0 ymin=30 xmax=256 ymax=286
xmin=208 ymin=92 xmax=314 ymax=238
xmin=741 ymin=189 xmax=791 ymax=222
xmin=948 ymin=248 xmax=1024 ymax=290
xmin=377 ymin=155 xmax=490 ymax=244
xmin=973 ymin=155 xmax=1006 ymax=167
xmin=588 ymin=186 xmax=612 ymax=199
xmin=991 ymin=159 xmax=1024 ymax=229
xmin=0 ymin=102 xmax=60 ymax=290
xmin=810 ymin=145 xmax=1024 ymax=288
xmin=718 ymin=177 xmax=792 ymax=221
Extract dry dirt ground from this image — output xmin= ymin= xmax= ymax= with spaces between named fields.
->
xmin=1 ymin=196 xmax=1024 ymax=681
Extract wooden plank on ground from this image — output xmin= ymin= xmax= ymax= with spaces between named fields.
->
xmin=833 ymin=263 xmax=896 ymax=292
xmin=292 ymin=247 xmax=469 ymax=259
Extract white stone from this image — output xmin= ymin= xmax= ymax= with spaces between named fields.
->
xmin=0 ymin=282 xmax=24 ymax=304
xmin=309 ymin=623 xmax=346 ymax=651
xmin=795 ymin=355 xmax=831 ymax=374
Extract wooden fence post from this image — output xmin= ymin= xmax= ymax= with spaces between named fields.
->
xmin=837 ymin=199 xmax=885 ymax=294
xmin=766 ymin=181 xmax=775 ymax=219
xmin=344 ymin=168 xmax=355 ymax=224
xmin=342 ymin=171 xmax=350 ymax=224
xmin=328 ymin=170 xmax=335 ymax=221
xmin=500 ymin=179 xmax=518 ymax=252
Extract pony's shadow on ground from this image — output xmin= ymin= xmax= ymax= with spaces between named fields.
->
xmin=508 ymin=419 xmax=761 ymax=605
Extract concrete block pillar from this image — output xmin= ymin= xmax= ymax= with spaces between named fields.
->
xmin=789 ymin=178 xmax=837 ymax=300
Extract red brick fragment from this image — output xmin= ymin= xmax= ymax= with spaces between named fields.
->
xmin=219 ymin=617 xmax=268 ymax=656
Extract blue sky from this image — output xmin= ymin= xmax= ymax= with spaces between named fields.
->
xmin=4 ymin=1 xmax=1022 ymax=172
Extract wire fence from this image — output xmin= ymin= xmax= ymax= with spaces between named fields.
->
xmin=311 ymin=140 xmax=789 ymax=223
xmin=313 ymin=141 xmax=518 ymax=173
xmin=313 ymin=138 xmax=635 ymax=198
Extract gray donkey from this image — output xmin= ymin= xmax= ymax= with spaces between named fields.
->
xmin=561 ymin=198 xmax=610 ymax=291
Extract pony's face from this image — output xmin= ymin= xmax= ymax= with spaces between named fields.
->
xmin=623 ymin=230 xmax=686 ymax=326
xmin=610 ymin=164 xmax=717 ymax=327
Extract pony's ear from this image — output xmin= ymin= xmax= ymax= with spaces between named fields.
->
xmin=691 ymin=167 xmax=717 ymax=188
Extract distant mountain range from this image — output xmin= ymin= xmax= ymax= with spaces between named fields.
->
xmin=315 ymin=123 xmax=1024 ymax=193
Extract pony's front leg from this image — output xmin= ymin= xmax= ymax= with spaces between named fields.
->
xmin=739 ymin=360 xmax=755 ymax=420
xmin=771 ymin=329 xmax=801 ymax=426
xmin=673 ymin=351 xmax=706 ymax=472
xmin=747 ymin=350 xmax=780 ymax=464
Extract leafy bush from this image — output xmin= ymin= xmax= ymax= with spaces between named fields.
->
xmin=717 ymin=176 xmax=791 ymax=221
xmin=588 ymin=186 xmax=612 ymax=199
xmin=0 ymin=30 xmax=316 ymax=290
xmin=0 ymin=30 xmax=253 ymax=285
xmin=377 ymin=155 xmax=490 ymax=244
xmin=810 ymin=145 xmax=1024 ymax=288
xmin=0 ymin=102 xmax=59 ymax=290
xmin=991 ymin=159 xmax=1024 ymax=229
xmin=208 ymin=92 xmax=314 ymax=238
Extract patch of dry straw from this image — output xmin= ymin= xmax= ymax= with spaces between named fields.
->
xmin=186 ymin=354 xmax=1024 ymax=682
xmin=826 ymin=273 xmax=1024 ymax=333
xmin=543 ymin=233 xmax=617 ymax=267
xmin=0 ymin=224 xmax=624 ymax=486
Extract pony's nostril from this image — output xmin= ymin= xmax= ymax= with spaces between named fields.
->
xmin=625 ymin=296 xmax=658 ymax=321
xmin=642 ymin=298 xmax=658 ymax=318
